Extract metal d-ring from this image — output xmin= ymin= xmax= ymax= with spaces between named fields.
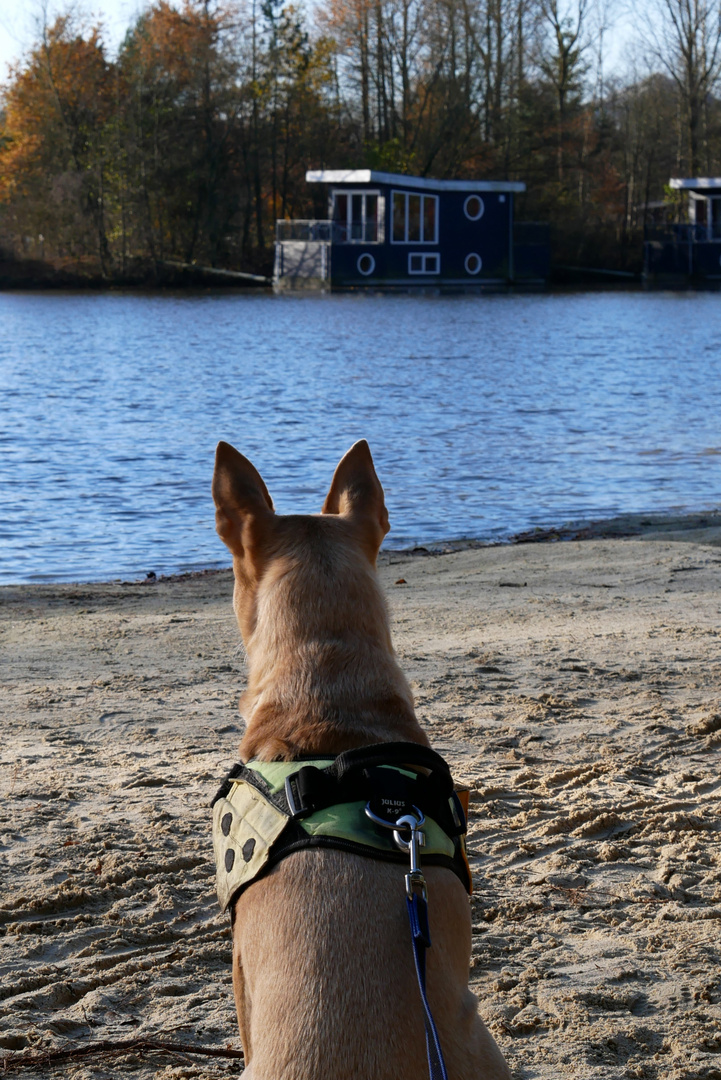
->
xmin=365 ymin=803 xmax=428 ymax=899
xmin=364 ymin=803 xmax=426 ymax=839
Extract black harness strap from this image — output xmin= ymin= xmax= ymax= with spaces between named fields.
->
xmin=333 ymin=741 xmax=453 ymax=778
xmin=283 ymin=742 xmax=465 ymax=840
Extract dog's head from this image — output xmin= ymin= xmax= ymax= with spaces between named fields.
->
xmin=212 ymin=440 xmax=390 ymax=644
xmin=212 ymin=441 xmax=420 ymax=759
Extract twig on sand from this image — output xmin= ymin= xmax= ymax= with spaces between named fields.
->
xmin=1 ymin=1038 xmax=245 ymax=1073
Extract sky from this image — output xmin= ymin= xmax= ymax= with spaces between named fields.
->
xmin=0 ymin=0 xmax=637 ymax=86
xmin=0 ymin=0 xmax=140 ymax=78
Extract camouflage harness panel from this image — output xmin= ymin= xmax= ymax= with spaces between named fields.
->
xmin=212 ymin=745 xmax=472 ymax=914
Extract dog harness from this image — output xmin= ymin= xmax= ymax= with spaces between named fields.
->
xmin=211 ymin=741 xmax=471 ymax=914
xmin=212 ymin=741 xmax=472 ymax=1080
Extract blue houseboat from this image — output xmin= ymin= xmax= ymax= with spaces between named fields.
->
xmin=644 ymin=177 xmax=721 ymax=282
xmin=274 ymin=170 xmax=547 ymax=290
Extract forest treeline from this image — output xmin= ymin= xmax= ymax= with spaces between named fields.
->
xmin=0 ymin=0 xmax=718 ymax=282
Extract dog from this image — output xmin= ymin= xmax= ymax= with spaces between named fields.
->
xmin=212 ymin=438 xmax=512 ymax=1080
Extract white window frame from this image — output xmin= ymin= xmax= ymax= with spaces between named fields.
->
xmin=408 ymin=252 xmax=440 ymax=275
xmin=391 ymin=190 xmax=439 ymax=244
xmin=331 ymin=189 xmax=384 ymax=244
xmin=710 ymin=196 xmax=721 ymax=240
xmin=464 ymin=252 xmax=482 ymax=275
xmin=463 ymin=194 xmax=485 ymax=221
xmin=357 ymin=253 xmax=376 ymax=276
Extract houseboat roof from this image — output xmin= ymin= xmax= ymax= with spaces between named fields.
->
xmin=670 ymin=177 xmax=721 ymax=191
xmin=306 ymin=170 xmax=526 ymax=193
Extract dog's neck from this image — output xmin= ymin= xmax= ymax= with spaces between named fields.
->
xmin=237 ymin=552 xmax=427 ymax=761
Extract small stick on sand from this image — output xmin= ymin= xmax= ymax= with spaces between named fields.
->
xmin=1 ymin=1039 xmax=245 ymax=1073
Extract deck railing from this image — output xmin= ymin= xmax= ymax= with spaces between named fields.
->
xmin=276 ymin=219 xmax=332 ymax=242
xmin=645 ymin=223 xmax=721 ymax=244
xmin=275 ymin=219 xmax=381 ymax=243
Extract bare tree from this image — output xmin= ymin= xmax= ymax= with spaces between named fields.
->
xmin=536 ymin=0 xmax=589 ymax=179
xmin=647 ymin=0 xmax=721 ymax=173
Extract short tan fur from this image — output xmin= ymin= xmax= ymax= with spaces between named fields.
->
xmin=212 ymin=439 xmax=512 ymax=1080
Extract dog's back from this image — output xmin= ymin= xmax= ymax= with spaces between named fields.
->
xmin=233 ymin=852 xmax=507 ymax=1079
xmin=212 ymin=440 xmax=512 ymax=1080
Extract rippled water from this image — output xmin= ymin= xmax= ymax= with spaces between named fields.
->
xmin=2 ymin=289 xmax=721 ymax=583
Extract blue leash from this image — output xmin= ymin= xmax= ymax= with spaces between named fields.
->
xmin=406 ymin=890 xmax=449 ymax=1080
xmin=365 ymin=805 xmax=450 ymax=1080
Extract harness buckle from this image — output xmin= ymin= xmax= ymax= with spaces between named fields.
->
xmin=284 ymin=765 xmax=335 ymax=819
xmin=284 ymin=774 xmax=306 ymax=818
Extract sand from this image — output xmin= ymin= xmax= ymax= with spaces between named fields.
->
xmin=2 ymin=526 xmax=720 ymax=1079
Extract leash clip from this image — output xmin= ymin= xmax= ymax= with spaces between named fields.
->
xmin=394 ymin=813 xmax=428 ymax=901
xmin=365 ymin=803 xmax=427 ymax=901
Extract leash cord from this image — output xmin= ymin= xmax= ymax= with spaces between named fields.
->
xmin=407 ymin=893 xmax=450 ymax=1080
xmin=366 ymin=803 xmax=451 ymax=1080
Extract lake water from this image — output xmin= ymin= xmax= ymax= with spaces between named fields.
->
xmin=2 ymin=289 xmax=721 ymax=584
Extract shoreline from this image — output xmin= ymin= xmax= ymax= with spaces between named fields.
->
xmin=6 ymin=274 xmax=721 ymax=294
xmin=394 ymin=508 xmax=721 ymax=558
xmin=2 ymin=526 xmax=720 ymax=1079
xmin=3 ymin=509 xmax=721 ymax=591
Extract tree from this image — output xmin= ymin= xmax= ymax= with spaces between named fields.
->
xmin=649 ymin=0 xmax=721 ymax=173
xmin=535 ymin=0 xmax=589 ymax=181
xmin=0 ymin=14 xmax=113 ymax=270
xmin=118 ymin=0 xmax=245 ymax=264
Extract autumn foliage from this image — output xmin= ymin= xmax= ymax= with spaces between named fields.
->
xmin=0 ymin=0 xmax=716 ymax=280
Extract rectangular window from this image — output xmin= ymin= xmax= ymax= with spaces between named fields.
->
xmin=712 ymin=197 xmax=721 ymax=240
xmin=393 ymin=192 xmax=405 ymax=241
xmin=392 ymin=191 xmax=439 ymax=244
xmin=408 ymin=252 xmax=440 ymax=274
xmin=423 ymin=198 xmax=436 ymax=243
xmin=334 ymin=193 xmax=347 ymax=232
xmin=408 ymin=195 xmax=421 ymax=241
xmin=365 ymin=194 xmax=378 ymax=241
xmin=351 ymin=194 xmax=363 ymax=240
xmin=332 ymin=190 xmax=383 ymax=243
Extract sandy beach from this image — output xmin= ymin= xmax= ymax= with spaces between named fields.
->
xmin=2 ymin=524 xmax=720 ymax=1079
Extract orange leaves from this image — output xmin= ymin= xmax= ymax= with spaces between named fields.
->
xmin=122 ymin=2 xmax=213 ymax=91
xmin=320 ymin=0 xmax=373 ymax=38
xmin=0 ymin=14 xmax=111 ymax=198
xmin=119 ymin=0 xmax=241 ymax=106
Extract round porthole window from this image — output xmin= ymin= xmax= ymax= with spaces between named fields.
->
xmin=357 ymin=253 xmax=375 ymax=276
xmin=465 ymin=252 xmax=482 ymax=275
xmin=464 ymin=195 xmax=485 ymax=221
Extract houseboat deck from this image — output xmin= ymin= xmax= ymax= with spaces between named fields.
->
xmin=644 ymin=177 xmax=721 ymax=283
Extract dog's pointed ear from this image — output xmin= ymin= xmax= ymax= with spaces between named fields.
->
xmin=322 ymin=440 xmax=389 ymax=557
xmin=212 ymin=442 xmax=275 ymax=561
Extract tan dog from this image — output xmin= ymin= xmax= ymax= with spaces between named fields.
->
xmin=212 ymin=439 xmax=512 ymax=1080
